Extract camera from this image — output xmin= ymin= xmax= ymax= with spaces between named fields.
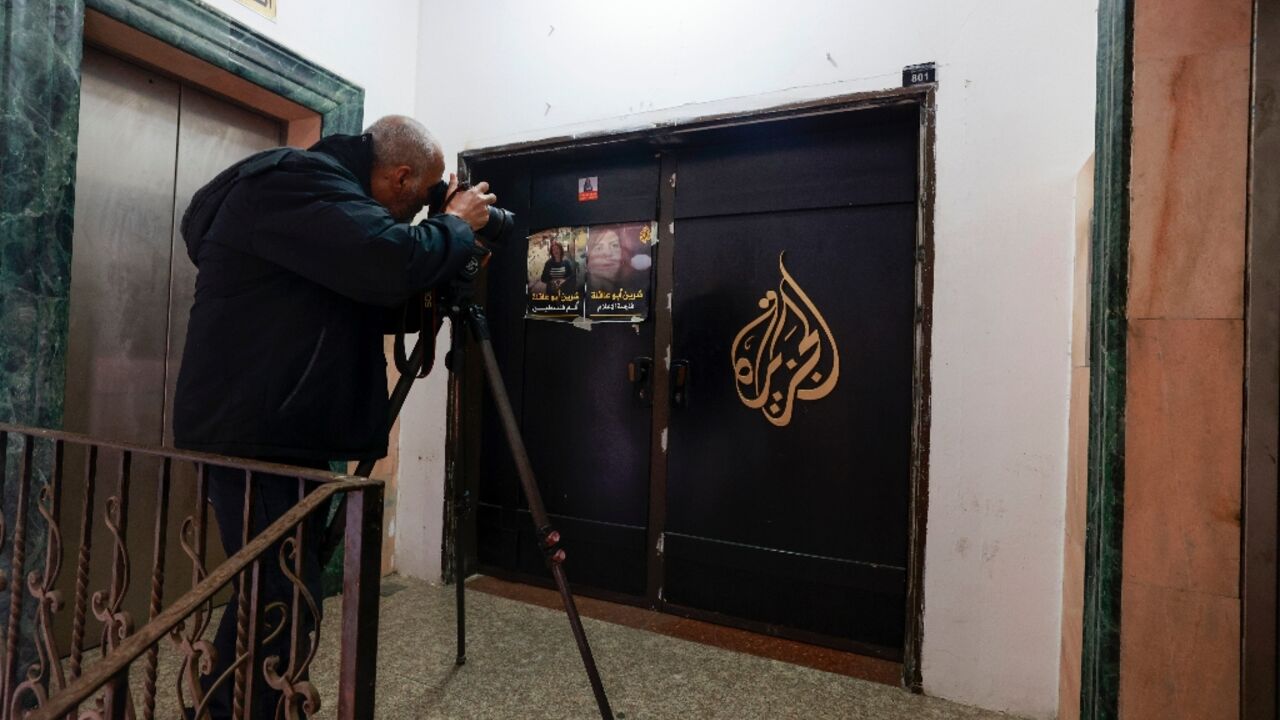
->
xmin=426 ymin=179 xmax=515 ymax=243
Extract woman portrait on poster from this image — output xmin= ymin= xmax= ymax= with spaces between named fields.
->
xmin=586 ymin=228 xmax=624 ymax=291
xmin=540 ymin=239 xmax=578 ymax=295
xmin=586 ymin=224 xmax=654 ymax=293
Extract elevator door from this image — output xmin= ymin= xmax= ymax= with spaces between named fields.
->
xmin=60 ymin=47 xmax=281 ymax=645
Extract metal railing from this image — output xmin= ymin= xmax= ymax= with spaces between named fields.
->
xmin=0 ymin=423 xmax=383 ymax=720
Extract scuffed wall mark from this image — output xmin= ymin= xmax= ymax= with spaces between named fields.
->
xmin=545 ymin=102 xmax=552 ymax=116
xmin=959 ymin=490 xmax=1008 ymax=518
xmin=548 ymin=25 xmax=555 ymax=36
xmin=981 ymin=540 xmax=1000 ymax=564
xmin=955 ymin=537 xmax=969 ymax=557
xmin=826 ymin=52 xmax=839 ymax=68
xmin=661 ymin=427 xmax=668 ymax=453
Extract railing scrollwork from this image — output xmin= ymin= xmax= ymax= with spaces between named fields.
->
xmin=0 ymin=423 xmax=383 ymax=720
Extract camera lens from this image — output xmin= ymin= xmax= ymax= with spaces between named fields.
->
xmin=479 ymin=206 xmax=515 ymax=242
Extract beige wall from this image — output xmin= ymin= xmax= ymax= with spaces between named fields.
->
xmin=1059 ymin=155 xmax=1093 ymax=720
xmin=1118 ymin=0 xmax=1253 ymax=717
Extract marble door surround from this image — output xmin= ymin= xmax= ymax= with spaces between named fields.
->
xmin=0 ymin=0 xmax=363 ymax=436
xmin=0 ymin=0 xmax=362 ymax=672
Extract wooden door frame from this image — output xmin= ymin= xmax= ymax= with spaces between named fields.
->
xmin=1243 ymin=0 xmax=1279 ymax=716
xmin=453 ymin=84 xmax=937 ymax=687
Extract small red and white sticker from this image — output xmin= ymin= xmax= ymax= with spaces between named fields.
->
xmin=578 ymin=176 xmax=599 ymax=202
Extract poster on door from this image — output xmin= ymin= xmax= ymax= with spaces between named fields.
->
xmin=526 ymin=226 xmax=586 ymax=319
xmin=526 ymin=221 xmax=656 ymax=322
xmin=583 ymin=221 xmax=654 ymax=321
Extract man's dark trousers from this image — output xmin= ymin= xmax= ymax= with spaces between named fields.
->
xmin=202 ymin=460 xmax=328 ymax=720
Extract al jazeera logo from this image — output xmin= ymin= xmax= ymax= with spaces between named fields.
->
xmin=730 ymin=253 xmax=840 ymax=427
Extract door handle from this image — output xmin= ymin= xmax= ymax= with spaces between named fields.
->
xmin=671 ymin=359 xmax=690 ymax=408
xmin=628 ymin=357 xmax=654 ymax=407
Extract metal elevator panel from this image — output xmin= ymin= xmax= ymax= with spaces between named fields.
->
xmin=60 ymin=47 xmax=284 ymax=651
xmin=66 ymin=47 xmax=181 ymax=444
xmin=164 ymin=86 xmax=281 ymax=446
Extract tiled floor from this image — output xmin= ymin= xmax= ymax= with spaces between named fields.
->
xmin=298 ymin=575 xmax=1028 ymax=720
xmin=466 ymin=575 xmax=902 ymax=686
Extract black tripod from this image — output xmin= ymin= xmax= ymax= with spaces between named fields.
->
xmin=326 ymin=293 xmax=615 ymax=720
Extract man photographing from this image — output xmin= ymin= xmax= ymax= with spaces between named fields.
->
xmin=172 ymin=115 xmax=495 ymax=718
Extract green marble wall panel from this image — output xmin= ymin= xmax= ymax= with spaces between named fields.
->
xmin=0 ymin=0 xmax=86 ymax=691
xmin=1081 ymin=0 xmax=1133 ymax=717
xmin=0 ymin=0 xmax=84 ymax=429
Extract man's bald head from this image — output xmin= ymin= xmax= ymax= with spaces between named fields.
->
xmin=365 ymin=115 xmax=442 ymax=171
xmin=364 ymin=115 xmax=445 ymax=222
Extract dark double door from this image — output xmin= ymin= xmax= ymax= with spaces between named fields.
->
xmin=470 ymin=103 xmax=922 ymax=657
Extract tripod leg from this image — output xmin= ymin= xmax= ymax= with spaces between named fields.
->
xmin=454 ymin=486 xmax=468 ymax=665
xmin=445 ymin=320 xmax=468 ymax=666
xmin=463 ymin=305 xmax=615 ymax=720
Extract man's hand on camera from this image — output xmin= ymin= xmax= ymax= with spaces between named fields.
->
xmin=443 ymin=173 xmax=497 ymax=235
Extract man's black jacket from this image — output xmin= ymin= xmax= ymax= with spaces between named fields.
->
xmin=173 ymin=133 xmax=476 ymax=461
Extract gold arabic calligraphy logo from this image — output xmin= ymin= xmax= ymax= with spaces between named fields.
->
xmin=731 ymin=253 xmax=840 ymax=427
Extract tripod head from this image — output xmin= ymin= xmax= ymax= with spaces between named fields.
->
xmin=440 ymin=253 xmax=485 ymax=317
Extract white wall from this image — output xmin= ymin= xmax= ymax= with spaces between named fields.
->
xmin=398 ymin=2 xmax=1098 ymax=717
xmin=394 ymin=318 xmax=452 ymax=580
xmin=198 ymin=0 xmax=421 ymax=125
